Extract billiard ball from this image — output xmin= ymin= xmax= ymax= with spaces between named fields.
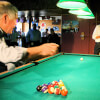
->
xmin=58 ymin=80 xmax=64 ymax=88
xmin=42 ymin=84 xmax=48 ymax=87
xmin=48 ymin=84 xmax=54 ymax=89
xmin=48 ymin=87 xmax=54 ymax=94
xmin=36 ymin=85 xmax=42 ymax=91
xmin=41 ymin=86 xmax=48 ymax=93
xmin=60 ymin=86 xmax=67 ymax=90
xmin=80 ymin=57 xmax=83 ymax=61
xmin=61 ymin=89 xmax=68 ymax=96
xmin=47 ymin=82 xmax=51 ymax=85
xmin=54 ymin=85 xmax=59 ymax=89
xmin=52 ymin=81 xmax=58 ymax=85
xmin=54 ymin=88 xmax=61 ymax=95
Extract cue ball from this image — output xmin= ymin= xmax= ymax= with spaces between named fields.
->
xmin=80 ymin=58 xmax=83 ymax=61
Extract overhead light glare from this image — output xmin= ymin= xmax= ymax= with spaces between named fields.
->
xmin=69 ymin=7 xmax=92 ymax=15
xmin=56 ymin=0 xmax=87 ymax=9
xmin=77 ymin=13 xmax=95 ymax=19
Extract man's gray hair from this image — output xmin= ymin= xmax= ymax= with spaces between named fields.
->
xmin=0 ymin=1 xmax=18 ymax=19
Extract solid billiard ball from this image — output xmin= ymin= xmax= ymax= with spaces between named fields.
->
xmin=61 ymin=89 xmax=68 ymax=96
xmin=54 ymin=85 xmax=59 ymax=89
xmin=36 ymin=85 xmax=42 ymax=91
xmin=47 ymin=82 xmax=51 ymax=85
xmin=80 ymin=57 xmax=83 ymax=61
xmin=48 ymin=84 xmax=54 ymax=89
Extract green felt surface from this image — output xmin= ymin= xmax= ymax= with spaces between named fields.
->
xmin=0 ymin=53 xmax=100 ymax=100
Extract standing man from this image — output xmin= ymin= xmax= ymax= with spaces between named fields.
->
xmin=26 ymin=24 xmax=42 ymax=47
xmin=92 ymin=25 xmax=100 ymax=55
xmin=0 ymin=1 xmax=59 ymax=72
xmin=42 ymin=28 xmax=49 ymax=43
xmin=47 ymin=28 xmax=60 ymax=45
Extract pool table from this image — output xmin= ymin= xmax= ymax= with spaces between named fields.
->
xmin=0 ymin=53 xmax=100 ymax=100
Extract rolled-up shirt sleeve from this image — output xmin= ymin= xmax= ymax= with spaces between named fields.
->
xmin=92 ymin=25 xmax=100 ymax=42
xmin=0 ymin=38 xmax=27 ymax=63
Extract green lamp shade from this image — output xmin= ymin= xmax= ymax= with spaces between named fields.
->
xmin=56 ymin=0 xmax=87 ymax=9
xmin=77 ymin=13 xmax=95 ymax=19
xmin=69 ymin=7 xmax=92 ymax=15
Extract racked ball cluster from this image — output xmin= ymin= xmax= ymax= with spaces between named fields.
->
xmin=36 ymin=80 xmax=68 ymax=96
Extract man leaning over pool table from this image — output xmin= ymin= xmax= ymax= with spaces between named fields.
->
xmin=0 ymin=1 xmax=59 ymax=72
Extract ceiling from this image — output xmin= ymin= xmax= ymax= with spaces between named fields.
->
xmin=6 ymin=0 xmax=100 ymax=17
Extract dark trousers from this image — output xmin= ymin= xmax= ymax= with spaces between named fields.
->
xmin=0 ymin=62 xmax=7 ymax=73
xmin=11 ymin=42 xmax=18 ymax=46
xmin=94 ymin=43 xmax=100 ymax=55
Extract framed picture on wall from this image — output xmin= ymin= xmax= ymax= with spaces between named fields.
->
xmin=53 ymin=26 xmax=59 ymax=31
xmin=62 ymin=20 xmax=79 ymax=32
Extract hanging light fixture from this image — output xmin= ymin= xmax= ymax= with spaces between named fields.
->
xmin=77 ymin=13 xmax=95 ymax=19
xmin=56 ymin=0 xmax=87 ymax=9
xmin=68 ymin=6 xmax=92 ymax=15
